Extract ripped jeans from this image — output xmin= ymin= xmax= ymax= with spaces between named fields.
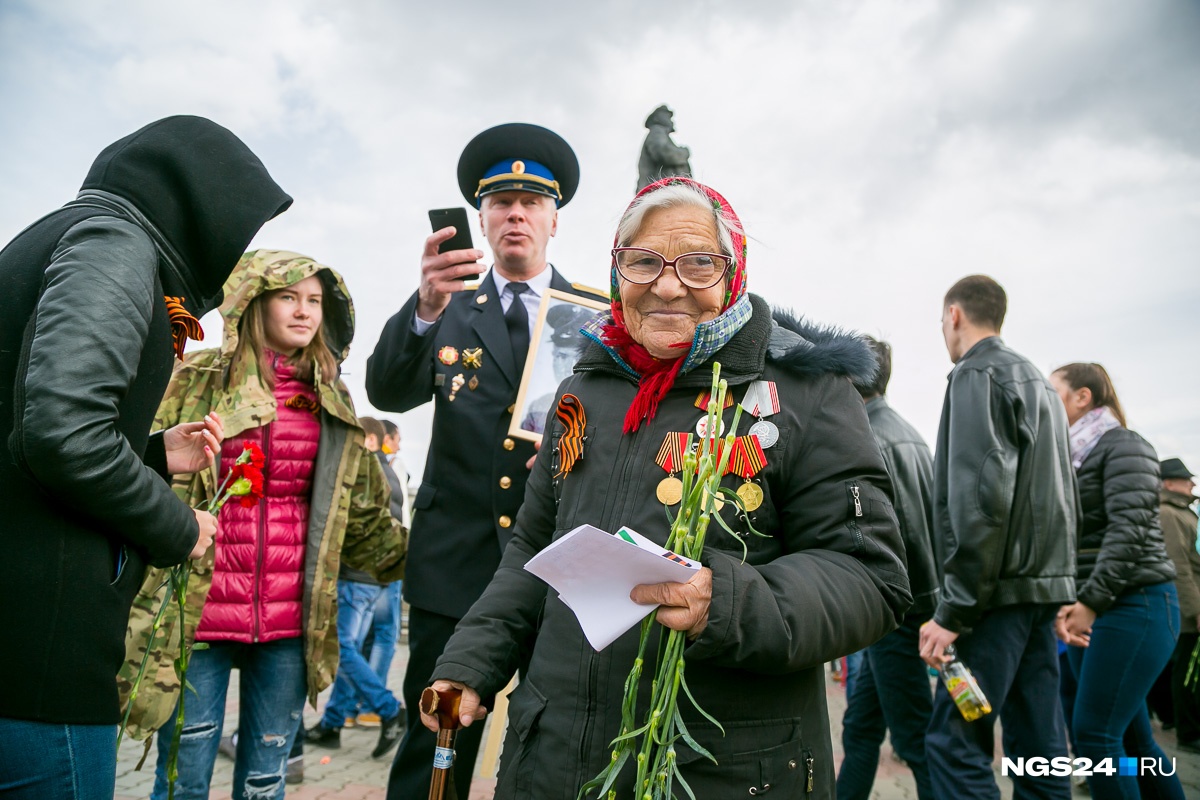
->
xmin=151 ymin=638 xmax=306 ymax=800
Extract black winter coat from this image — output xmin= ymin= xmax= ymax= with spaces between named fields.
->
xmin=0 ymin=116 xmax=290 ymax=724
xmin=1074 ymin=428 xmax=1176 ymax=613
xmin=434 ymin=297 xmax=911 ymax=799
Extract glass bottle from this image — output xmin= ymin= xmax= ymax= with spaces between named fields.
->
xmin=939 ymin=645 xmax=992 ymax=721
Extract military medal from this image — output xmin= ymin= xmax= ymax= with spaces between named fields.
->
xmin=694 ymin=390 xmax=734 ymax=412
xmin=654 ymin=432 xmax=690 ymax=505
xmin=740 ymin=380 xmax=781 ymax=449
xmin=462 ymin=347 xmax=483 ymax=369
xmin=695 ymin=415 xmax=725 ymax=439
xmin=438 ymin=346 xmax=459 ymax=365
xmin=728 ymin=435 xmax=768 ymax=512
xmin=447 ymin=373 xmax=466 ymax=402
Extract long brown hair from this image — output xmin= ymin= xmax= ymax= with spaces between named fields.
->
xmin=232 ymin=286 xmax=339 ymax=390
xmin=1053 ymin=362 xmax=1127 ymax=428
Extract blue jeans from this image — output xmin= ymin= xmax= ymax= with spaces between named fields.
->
xmin=1068 ymin=582 xmax=1184 ymax=800
xmin=837 ymin=614 xmax=935 ymax=800
xmin=843 ymin=648 xmax=865 ymax=701
xmin=321 ymin=580 xmax=401 ymax=727
xmin=926 ymin=604 xmax=1070 ymax=800
xmin=0 ymin=718 xmax=116 ymax=800
xmin=151 ymin=638 xmax=306 ymax=800
xmin=368 ymin=580 xmax=403 ymax=685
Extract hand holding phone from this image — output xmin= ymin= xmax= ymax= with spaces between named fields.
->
xmin=417 ymin=208 xmax=485 ymax=322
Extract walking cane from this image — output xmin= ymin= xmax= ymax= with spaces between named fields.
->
xmin=421 ymin=685 xmax=462 ymax=800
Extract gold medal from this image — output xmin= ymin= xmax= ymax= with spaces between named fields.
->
xmin=704 ymin=488 xmax=724 ymax=512
xmin=462 ymin=347 xmax=483 ymax=369
xmin=737 ymin=481 xmax=764 ymax=512
xmin=438 ymin=346 xmax=459 ymax=365
xmin=656 ymin=476 xmax=683 ymax=505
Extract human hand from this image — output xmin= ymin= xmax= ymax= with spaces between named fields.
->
xmin=918 ymin=620 xmax=959 ymax=668
xmin=420 ymin=680 xmax=487 ymax=732
xmin=416 ymin=228 xmax=485 ymax=322
xmin=1055 ymin=602 xmax=1095 ymax=648
xmin=164 ymin=413 xmax=223 ymax=475
xmin=525 ymin=438 xmax=541 ymax=470
xmin=190 ymin=509 xmax=218 ymax=559
xmin=630 ymin=567 xmax=713 ymax=639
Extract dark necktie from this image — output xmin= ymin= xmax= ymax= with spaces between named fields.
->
xmin=505 ymin=282 xmax=531 ymax=376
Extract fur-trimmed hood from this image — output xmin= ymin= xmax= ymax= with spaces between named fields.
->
xmin=767 ymin=308 xmax=878 ymax=386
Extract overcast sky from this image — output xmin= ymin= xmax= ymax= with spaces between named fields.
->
xmin=2 ymin=0 xmax=1198 ymax=484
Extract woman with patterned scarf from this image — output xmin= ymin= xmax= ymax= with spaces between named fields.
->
xmin=1050 ymin=363 xmax=1183 ymax=800
xmin=413 ymin=178 xmax=911 ymax=798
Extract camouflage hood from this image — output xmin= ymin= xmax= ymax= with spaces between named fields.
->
xmin=216 ymin=249 xmax=355 ymax=366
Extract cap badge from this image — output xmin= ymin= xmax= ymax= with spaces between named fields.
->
xmin=512 ymin=160 xmax=525 ymax=174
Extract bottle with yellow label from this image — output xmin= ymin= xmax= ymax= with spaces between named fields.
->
xmin=939 ymin=645 xmax=992 ymax=722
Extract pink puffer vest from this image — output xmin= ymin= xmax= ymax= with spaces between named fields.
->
xmin=196 ymin=356 xmax=320 ymax=643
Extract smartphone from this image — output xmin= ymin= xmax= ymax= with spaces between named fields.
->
xmin=428 ymin=207 xmax=474 ymax=254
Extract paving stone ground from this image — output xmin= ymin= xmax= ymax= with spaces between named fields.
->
xmin=116 ymin=641 xmax=1200 ymax=800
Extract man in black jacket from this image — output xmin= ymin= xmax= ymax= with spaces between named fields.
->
xmin=0 ymin=116 xmax=290 ymax=799
xmin=920 ymin=275 xmax=1077 ymax=799
xmin=838 ymin=337 xmax=938 ymax=800
xmin=366 ymin=123 xmax=605 ymax=800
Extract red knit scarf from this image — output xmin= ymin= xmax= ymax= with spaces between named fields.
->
xmin=602 ymin=321 xmax=689 ymax=434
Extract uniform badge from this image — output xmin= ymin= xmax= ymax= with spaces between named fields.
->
xmin=447 ymin=373 xmax=466 ymax=402
xmin=438 ymin=346 xmax=459 ymax=365
xmin=468 ymin=375 xmax=479 ymax=391
xmin=462 ymin=347 xmax=483 ymax=369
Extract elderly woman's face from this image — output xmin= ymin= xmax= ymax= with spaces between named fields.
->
xmin=619 ymin=204 xmax=726 ymax=359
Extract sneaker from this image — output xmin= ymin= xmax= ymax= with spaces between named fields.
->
xmin=285 ymin=755 xmax=304 ymax=785
xmin=304 ymin=722 xmax=342 ymax=749
xmin=217 ymin=733 xmax=237 ymax=761
xmin=356 ymin=712 xmax=382 ymax=728
xmin=371 ymin=710 xmax=406 ymax=759
xmin=343 ymin=716 xmax=357 ymax=728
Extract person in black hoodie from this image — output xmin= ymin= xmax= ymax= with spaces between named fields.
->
xmin=1050 ymin=363 xmax=1183 ymax=800
xmin=0 ymin=116 xmax=290 ymax=800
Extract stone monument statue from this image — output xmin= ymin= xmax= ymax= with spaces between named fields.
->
xmin=637 ymin=105 xmax=692 ymax=191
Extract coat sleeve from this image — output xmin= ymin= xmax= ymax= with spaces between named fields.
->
xmin=10 ymin=217 xmax=198 ymax=567
xmin=686 ymin=374 xmax=912 ymax=673
xmin=340 ymin=442 xmax=407 ymax=583
xmin=932 ymin=368 xmax=1018 ymax=632
xmin=365 ymin=290 xmax=440 ymax=413
xmin=1160 ymin=505 xmax=1200 ymax=624
xmin=432 ymin=428 xmax=557 ymax=697
xmin=1075 ymin=435 xmax=1164 ymax=614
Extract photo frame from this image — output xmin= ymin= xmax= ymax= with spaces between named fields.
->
xmin=508 ymin=288 xmax=609 ymax=442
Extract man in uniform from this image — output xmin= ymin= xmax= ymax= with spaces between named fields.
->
xmin=366 ymin=122 xmax=605 ymax=800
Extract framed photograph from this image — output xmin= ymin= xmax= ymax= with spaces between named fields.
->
xmin=509 ymin=289 xmax=609 ymax=442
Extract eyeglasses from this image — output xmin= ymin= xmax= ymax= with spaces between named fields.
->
xmin=611 ymin=247 xmax=732 ymax=289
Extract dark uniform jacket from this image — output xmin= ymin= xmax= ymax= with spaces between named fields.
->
xmin=1073 ymin=428 xmax=1175 ymax=613
xmin=366 ymin=269 xmax=605 ymax=618
xmin=865 ymin=396 xmax=939 ymax=616
xmin=433 ymin=298 xmax=911 ymax=799
xmin=0 ymin=116 xmax=290 ymax=724
xmin=932 ymin=336 xmax=1078 ymax=633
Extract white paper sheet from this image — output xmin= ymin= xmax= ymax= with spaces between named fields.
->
xmin=523 ymin=524 xmax=700 ymax=651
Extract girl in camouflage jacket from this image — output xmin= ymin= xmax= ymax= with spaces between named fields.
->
xmin=118 ymin=250 xmax=406 ymax=800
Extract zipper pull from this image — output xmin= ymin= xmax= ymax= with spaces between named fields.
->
xmin=806 ymin=756 xmax=814 ymax=792
xmin=851 ymin=485 xmax=862 ymax=517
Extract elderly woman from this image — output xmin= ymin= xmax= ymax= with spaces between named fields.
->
xmin=421 ymin=178 xmax=910 ymax=798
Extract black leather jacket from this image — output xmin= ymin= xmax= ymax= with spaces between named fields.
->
xmin=865 ymin=396 xmax=939 ymax=616
xmin=932 ymin=337 xmax=1078 ymax=632
xmin=1075 ymin=428 xmax=1175 ymax=613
